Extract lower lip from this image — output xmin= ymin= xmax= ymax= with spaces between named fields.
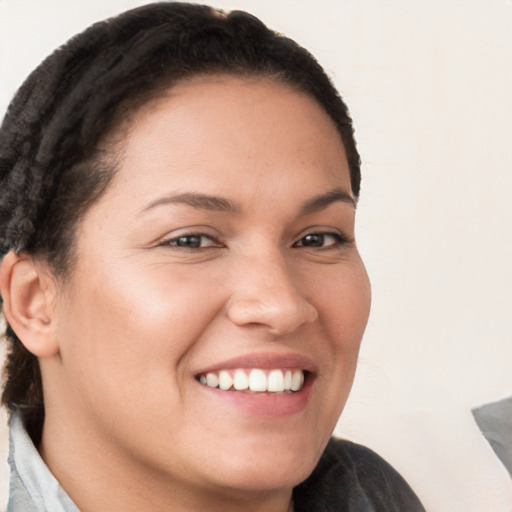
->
xmin=197 ymin=376 xmax=314 ymax=417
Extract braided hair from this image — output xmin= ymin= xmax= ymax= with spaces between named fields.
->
xmin=0 ymin=2 xmax=360 ymax=438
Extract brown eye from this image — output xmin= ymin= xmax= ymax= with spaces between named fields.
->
xmin=162 ymin=234 xmax=220 ymax=249
xmin=294 ymin=232 xmax=348 ymax=248
xmin=175 ymin=235 xmax=203 ymax=248
xmin=300 ymin=234 xmax=325 ymax=247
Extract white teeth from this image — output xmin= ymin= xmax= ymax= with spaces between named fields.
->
xmin=233 ymin=369 xmax=249 ymax=390
xmin=206 ymin=372 xmax=219 ymax=388
xmin=218 ymin=370 xmax=233 ymax=390
xmin=284 ymin=370 xmax=292 ymax=391
xmin=249 ymin=369 xmax=267 ymax=392
xmin=199 ymin=369 xmax=306 ymax=393
xmin=290 ymin=370 xmax=304 ymax=391
xmin=267 ymin=369 xmax=285 ymax=392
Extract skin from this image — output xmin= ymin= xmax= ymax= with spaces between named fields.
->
xmin=2 ymin=76 xmax=371 ymax=512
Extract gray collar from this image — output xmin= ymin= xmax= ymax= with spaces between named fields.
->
xmin=6 ymin=411 xmax=79 ymax=512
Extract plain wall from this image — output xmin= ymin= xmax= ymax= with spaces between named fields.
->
xmin=1 ymin=1 xmax=511 ymax=510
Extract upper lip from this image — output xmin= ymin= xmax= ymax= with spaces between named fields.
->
xmin=194 ymin=352 xmax=317 ymax=376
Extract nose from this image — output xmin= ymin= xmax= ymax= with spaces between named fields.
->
xmin=226 ymin=254 xmax=319 ymax=336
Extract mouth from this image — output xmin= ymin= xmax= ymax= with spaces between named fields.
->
xmin=196 ymin=368 xmax=308 ymax=394
xmin=193 ymin=353 xmax=316 ymax=416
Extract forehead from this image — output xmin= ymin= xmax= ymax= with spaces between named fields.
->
xmin=102 ymin=75 xmax=351 ymax=209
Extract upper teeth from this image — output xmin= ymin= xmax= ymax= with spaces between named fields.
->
xmin=198 ymin=369 xmax=305 ymax=393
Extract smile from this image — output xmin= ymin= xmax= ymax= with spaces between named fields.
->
xmin=197 ymin=369 xmax=306 ymax=393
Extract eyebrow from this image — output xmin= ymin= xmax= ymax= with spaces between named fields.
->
xmin=141 ymin=192 xmax=241 ymax=214
xmin=300 ymin=188 xmax=356 ymax=214
xmin=140 ymin=188 xmax=355 ymax=215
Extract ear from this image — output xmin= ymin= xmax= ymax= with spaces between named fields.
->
xmin=0 ymin=251 xmax=60 ymax=358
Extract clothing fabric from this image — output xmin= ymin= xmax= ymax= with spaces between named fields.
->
xmin=6 ymin=410 xmax=425 ymax=511
xmin=293 ymin=438 xmax=425 ymax=511
xmin=472 ymin=396 xmax=512 ymax=478
xmin=6 ymin=412 xmax=79 ymax=512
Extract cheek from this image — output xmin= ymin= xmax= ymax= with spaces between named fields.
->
xmin=317 ymin=261 xmax=371 ymax=350
xmin=56 ymin=261 xmax=226 ymax=400
xmin=300 ymin=261 xmax=371 ymax=441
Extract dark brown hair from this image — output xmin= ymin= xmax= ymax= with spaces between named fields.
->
xmin=0 ymin=2 xmax=361 ymax=439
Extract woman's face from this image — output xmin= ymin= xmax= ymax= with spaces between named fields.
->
xmin=45 ymin=76 xmax=371 ymax=501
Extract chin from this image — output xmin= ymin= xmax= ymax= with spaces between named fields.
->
xmin=212 ymin=460 xmax=315 ymax=494
xmin=199 ymin=432 xmax=325 ymax=493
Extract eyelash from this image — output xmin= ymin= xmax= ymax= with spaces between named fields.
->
xmin=293 ymin=232 xmax=350 ymax=249
xmin=160 ymin=231 xmax=350 ymax=250
xmin=160 ymin=233 xmax=221 ymax=249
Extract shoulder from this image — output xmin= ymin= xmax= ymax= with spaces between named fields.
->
xmin=293 ymin=438 xmax=425 ymax=512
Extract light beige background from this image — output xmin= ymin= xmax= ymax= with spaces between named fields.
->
xmin=1 ymin=0 xmax=511 ymax=510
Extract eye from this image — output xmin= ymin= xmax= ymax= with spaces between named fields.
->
xmin=161 ymin=233 xmax=221 ymax=249
xmin=294 ymin=232 xmax=348 ymax=248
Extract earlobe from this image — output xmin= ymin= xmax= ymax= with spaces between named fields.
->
xmin=0 ymin=251 xmax=59 ymax=358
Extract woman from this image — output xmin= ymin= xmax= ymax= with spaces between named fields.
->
xmin=0 ymin=3 xmax=425 ymax=511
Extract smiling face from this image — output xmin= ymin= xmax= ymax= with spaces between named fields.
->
xmin=40 ymin=76 xmax=371 ymax=510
